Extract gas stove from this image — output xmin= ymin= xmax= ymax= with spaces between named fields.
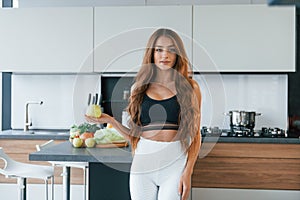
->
xmin=201 ymin=126 xmax=288 ymax=138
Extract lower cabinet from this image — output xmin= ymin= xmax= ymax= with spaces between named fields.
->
xmin=192 ymin=143 xmax=300 ymax=190
xmin=0 ymin=139 xmax=84 ymax=185
xmin=191 ymin=188 xmax=300 ymax=200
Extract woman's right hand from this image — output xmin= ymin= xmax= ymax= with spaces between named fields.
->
xmin=85 ymin=113 xmax=113 ymax=124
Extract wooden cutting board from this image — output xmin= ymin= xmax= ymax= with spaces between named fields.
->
xmin=96 ymin=141 xmax=129 ymax=148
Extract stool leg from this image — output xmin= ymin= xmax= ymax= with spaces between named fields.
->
xmin=83 ymin=167 xmax=87 ymax=200
xmin=17 ymin=177 xmax=26 ymax=200
xmin=51 ymin=176 xmax=55 ymax=200
xmin=62 ymin=166 xmax=70 ymax=200
xmin=24 ymin=178 xmax=27 ymax=200
xmin=85 ymin=167 xmax=89 ymax=200
xmin=45 ymin=179 xmax=48 ymax=200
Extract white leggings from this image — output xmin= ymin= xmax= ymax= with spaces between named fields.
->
xmin=130 ymin=137 xmax=187 ymax=200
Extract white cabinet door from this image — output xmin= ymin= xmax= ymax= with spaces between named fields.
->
xmin=0 ymin=8 xmax=93 ymax=73
xmin=193 ymin=5 xmax=296 ymax=72
xmin=146 ymin=0 xmax=251 ymax=5
xmin=192 ymin=188 xmax=300 ymax=200
xmin=94 ymin=6 xmax=192 ymax=73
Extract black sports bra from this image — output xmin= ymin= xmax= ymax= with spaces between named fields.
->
xmin=140 ymin=93 xmax=180 ymax=131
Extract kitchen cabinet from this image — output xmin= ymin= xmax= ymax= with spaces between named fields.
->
xmin=193 ymin=5 xmax=296 ymax=72
xmin=94 ymin=6 xmax=193 ymax=72
xmin=192 ymin=188 xmax=300 ymax=200
xmin=146 ymin=0 xmax=252 ymax=5
xmin=0 ymin=8 xmax=93 ymax=73
xmin=192 ymin=142 xmax=300 ymax=190
xmin=18 ymin=0 xmax=145 ymax=7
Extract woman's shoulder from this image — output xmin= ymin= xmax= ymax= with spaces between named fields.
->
xmin=130 ymin=83 xmax=137 ymax=93
xmin=190 ymin=79 xmax=202 ymax=101
xmin=190 ymin=79 xmax=200 ymax=90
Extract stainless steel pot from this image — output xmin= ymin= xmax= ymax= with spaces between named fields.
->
xmin=224 ymin=110 xmax=262 ymax=129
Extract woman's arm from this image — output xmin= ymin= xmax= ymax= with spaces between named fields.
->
xmin=85 ymin=114 xmax=132 ymax=141
xmin=85 ymin=84 xmax=137 ymax=141
xmin=178 ymin=80 xmax=202 ymax=200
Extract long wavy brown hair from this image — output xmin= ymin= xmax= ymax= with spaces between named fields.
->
xmin=127 ymin=28 xmax=200 ymax=153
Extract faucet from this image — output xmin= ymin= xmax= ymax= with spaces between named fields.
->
xmin=24 ymin=101 xmax=43 ymax=131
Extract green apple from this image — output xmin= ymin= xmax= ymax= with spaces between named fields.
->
xmin=85 ymin=138 xmax=96 ymax=148
xmin=86 ymin=105 xmax=102 ymax=118
xmin=72 ymin=138 xmax=83 ymax=148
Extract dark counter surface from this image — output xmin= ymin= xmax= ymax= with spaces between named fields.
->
xmin=29 ymin=141 xmax=132 ymax=163
xmin=0 ymin=129 xmax=69 ymax=140
xmin=1 ymin=129 xmax=299 ymax=144
xmin=29 ymin=137 xmax=299 ymax=164
xmin=203 ymin=136 xmax=300 ymax=144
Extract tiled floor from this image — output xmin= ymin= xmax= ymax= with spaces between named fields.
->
xmin=0 ymin=183 xmax=85 ymax=200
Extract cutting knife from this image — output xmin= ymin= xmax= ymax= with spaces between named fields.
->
xmin=95 ymin=93 xmax=98 ymax=105
xmin=92 ymin=95 xmax=95 ymax=105
xmin=99 ymin=94 xmax=102 ymax=105
xmin=87 ymin=93 xmax=91 ymax=106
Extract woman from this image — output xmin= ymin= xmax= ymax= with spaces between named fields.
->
xmin=86 ymin=28 xmax=201 ymax=200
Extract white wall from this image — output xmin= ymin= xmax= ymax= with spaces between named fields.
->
xmin=11 ymin=74 xmax=100 ymax=130
xmin=11 ymin=74 xmax=288 ymax=131
xmin=195 ymin=74 xmax=288 ymax=130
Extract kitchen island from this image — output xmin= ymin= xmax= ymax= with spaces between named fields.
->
xmin=29 ymin=141 xmax=132 ymax=200
xmin=28 ymin=136 xmax=300 ymax=200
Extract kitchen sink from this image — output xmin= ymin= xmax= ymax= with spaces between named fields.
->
xmin=31 ymin=131 xmax=68 ymax=135
xmin=10 ymin=129 xmax=69 ymax=136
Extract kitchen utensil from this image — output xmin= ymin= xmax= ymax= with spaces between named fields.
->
xmin=92 ymin=96 xmax=95 ymax=104
xmin=87 ymin=93 xmax=91 ymax=105
xmin=99 ymin=94 xmax=102 ymax=105
xmin=261 ymin=127 xmax=287 ymax=138
xmin=95 ymin=93 xmax=98 ymax=105
xmin=224 ymin=110 xmax=262 ymax=129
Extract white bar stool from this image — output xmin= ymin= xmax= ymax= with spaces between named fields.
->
xmin=36 ymin=140 xmax=88 ymax=200
xmin=0 ymin=147 xmax=54 ymax=200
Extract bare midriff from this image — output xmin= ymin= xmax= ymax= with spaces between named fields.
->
xmin=141 ymin=124 xmax=179 ymax=142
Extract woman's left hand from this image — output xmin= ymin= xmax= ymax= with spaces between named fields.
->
xmin=178 ymin=171 xmax=192 ymax=200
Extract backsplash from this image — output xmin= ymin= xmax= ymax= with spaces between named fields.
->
xmin=11 ymin=73 xmax=288 ymax=130
xmin=195 ymin=74 xmax=288 ymax=130
xmin=11 ymin=74 xmax=100 ymax=129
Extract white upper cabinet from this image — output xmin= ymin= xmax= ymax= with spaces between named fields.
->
xmin=94 ymin=6 xmax=192 ymax=73
xmin=193 ymin=5 xmax=296 ymax=72
xmin=146 ymin=0 xmax=252 ymax=5
xmin=0 ymin=8 xmax=93 ymax=73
